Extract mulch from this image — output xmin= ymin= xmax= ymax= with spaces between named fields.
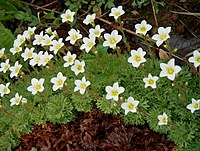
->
xmin=14 ymin=108 xmax=174 ymax=151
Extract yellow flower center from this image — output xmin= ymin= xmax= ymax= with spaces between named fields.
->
xmin=44 ymin=58 xmax=49 ymax=63
xmin=14 ymin=68 xmax=20 ymax=73
xmin=94 ymin=30 xmax=100 ymax=36
xmin=15 ymin=98 xmax=20 ymax=104
xmin=160 ymin=34 xmax=167 ymax=41
xmin=167 ymin=67 xmax=174 ymax=74
xmin=36 ymin=57 xmax=41 ymax=63
xmin=55 ymin=43 xmax=62 ymax=50
xmin=128 ymin=103 xmax=135 ymax=110
xmin=35 ymin=84 xmax=41 ymax=91
xmin=140 ymin=26 xmax=147 ymax=32
xmin=162 ymin=116 xmax=167 ymax=124
xmin=68 ymin=57 xmax=73 ymax=63
xmin=115 ymin=12 xmax=120 ymax=17
xmin=148 ymin=79 xmax=154 ymax=85
xmin=77 ymin=65 xmax=82 ymax=71
xmin=27 ymin=52 xmax=32 ymax=58
xmin=4 ymin=65 xmax=9 ymax=71
xmin=45 ymin=39 xmax=51 ymax=45
xmin=111 ymin=90 xmax=118 ymax=96
xmin=109 ymin=38 xmax=117 ymax=45
xmin=194 ymin=103 xmax=199 ymax=109
xmin=135 ymin=55 xmax=141 ymax=62
xmin=2 ymin=87 xmax=8 ymax=93
xmin=80 ymin=83 xmax=86 ymax=89
xmin=72 ymin=34 xmax=78 ymax=41
xmin=57 ymin=79 xmax=63 ymax=86
xmin=15 ymin=47 xmax=21 ymax=52
xmin=66 ymin=15 xmax=71 ymax=20
xmin=87 ymin=41 xmax=94 ymax=48
xmin=196 ymin=56 xmax=200 ymax=63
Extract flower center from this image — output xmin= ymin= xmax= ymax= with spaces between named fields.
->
xmin=160 ymin=34 xmax=167 ymax=41
xmin=135 ymin=55 xmax=141 ymax=62
xmin=45 ymin=39 xmax=51 ymax=45
xmin=194 ymin=103 xmax=199 ymax=109
xmin=35 ymin=84 xmax=41 ymax=91
xmin=140 ymin=26 xmax=147 ymax=32
xmin=68 ymin=57 xmax=73 ymax=63
xmin=72 ymin=34 xmax=78 ymax=41
xmin=128 ymin=103 xmax=135 ymax=110
xmin=109 ymin=38 xmax=116 ymax=45
xmin=80 ymin=83 xmax=86 ymax=89
xmin=111 ymin=90 xmax=118 ymax=96
xmin=162 ymin=116 xmax=167 ymax=124
xmin=94 ymin=30 xmax=100 ymax=36
xmin=15 ymin=98 xmax=21 ymax=104
xmin=196 ymin=56 xmax=200 ymax=63
xmin=115 ymin=11 xmax=120 ymax=17
xmin=35 ymin=57 xmax=41 ymax=63
xmin=148 ymin=79 xmax=154 ymax=85
xmin=66 ymin=15 xmax=71 ymax=20
xmin=77 ymin=65 xmax=82 ymax=71
xmin=14 ymin=67 xmax=20 ymax=74
xmin=167 ymin=67 xmax=174 ymax=74
xmin=44 ymin=57 xmax=49 ymax=63
xmin=15 ymin=47 xmax=21 ymax=52
xmin=2 ymin=87 xmax=8 ymax=93
xmin=87 ymin=41 xmax=94 ymax=48
xmin=57 ymin=79 xmax=63 ymax=86
xmin=27 ymin=52 xmax=33 ymax=58
xmin=4 ymin=64 xmax=9 ymax=71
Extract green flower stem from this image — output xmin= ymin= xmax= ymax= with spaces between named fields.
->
xmin=86 ymin=88 xmax=101 ymax=100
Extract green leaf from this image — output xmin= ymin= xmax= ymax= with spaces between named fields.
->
xmin=0 ymin=22 xmax=14 ymax=50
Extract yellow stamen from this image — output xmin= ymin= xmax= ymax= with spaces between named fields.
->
xmin=128 ymin=103 xmax=135 ymax=110
xmin=111 ymin=90 xmax=118 ymax=96
xmin=148 ymin=79 xmax=154 ymax=85
xmin=167 ymin=67 xmax=174 ymax=74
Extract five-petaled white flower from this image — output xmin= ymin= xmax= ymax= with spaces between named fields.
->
xmin=74 ymin=76 xmax=91 ymax=94
xmin=105 ymin=82 xmax=125 ymax=101
xmin=50 ymin=38 xmax=64 ymax=54
xmin=29 ymin=51 xmax=43 ymax=66
xmin=33 ymin=31 xmax=44 ymax=45
xmin=27 ymin=78 xmax=45 ymax=95
xmin=0 ymin=59 xmax=10 ymax=73
xmin=61 ymin=9 xmax=75 ymax=23
xmin=51 ymin=72 xmax=66 ymax=91
xmin=121 ymin=96 xmax=139 ymax=115
xmin=186 ymin=98 xmax=200 ymax=113
xmin=103 ymin=30 xmax=122 ymax=49
xmin=71 ymin=60 xmax=85 ymax=75
xmin=188 ymin=50 xmax=200 ymax=67
xmin=23 ymin=26 xmax=36 ymax=39
xmin=160 ymin=58 xmax=181 ymax=81
xmin=13 ymin=34 xmax=26 ymax=47
xmin=9 ymin=61 xmax=22 ymax=78
xmin=10 ymin=45 xmax=22 ymax=55
xmin=41 ymin=34 xmax=54 ymax=46
xmin=0 ymin=83 xmax=10 ymax=97
xmin=0 ymin=48 xmax=5 ymax=58
xmin=63 ymin=51 xmax=77 ymax=67
xmin=128 ymin=47 xmax=146 ymax=67
xmin=40 ymin=51 xmax=53 ymax=66
xmin=80 ymin=35 xmax=96 ymax=53
xmin=158 ymin=112 xmax=168 ymax=125
xmin=21 ymin=47 xmax=34 ymax=61
xmin=89 ymin=25 xmax=105 ymax=38
xmin=152 ymin=27 xmax=171 ymax=47
xmin=109 ymin=5 xmax=125 ymax=20
xmin=143 ymin=73 xmax=159 ymax=89
xmin=65 ymin=28 xmax=82 ymax=45
xmin=10 ymin=93 xmax=22 ymax=106
xmin=83 ymin=13 xmax=96 ymax=25
xmin=135 ymin=20 xmax=152 ymax=36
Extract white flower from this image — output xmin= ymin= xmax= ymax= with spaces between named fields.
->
xmin=50 ymin=38 xmax=64 ymax=54
xmin=13 ymin=34 xmax=26 ymax=46
xmin=65 ymin=29 xmax=82 ymax=45
xmin=21 ymin=47 xmax=34 ymax=61
xmin=152 ymin=27 xmax=171 ymax=47
xmin=9 ymin=45 xmax=22 ymax=55
xmin=143 ymin=73 xmax=159 ymax=89
xmin=9 ymin=61 xmax=22 ymax=78
xmin=128 ymin=47 xmax=146 ymax=67
xmin=121 ymin=96 xmax=139 ymax=115
xmin=103 ymin=30 xmax=122 ymax=49
xmin=135 ymin=20 xmax=152 ymax=36
xmin=80 ymin=35 xmax=96 ymax=53
xmin=109 ymin=5 xmax=125 ymax=20
xmin=33 ymin=31 xmax=44 ymax=45
xmin=186 ymin=98 xmax=200 ymax=113
xmin=51 ymin=72 xmax=66 ymax=91
xmin=83 ymin=13 xmax=96 ymax=25
xmin=23 ymin=26 xmax=36 ymax=39
xmin=41 ymin=34 xmax=54 ymax=46
xmin=0 ymin=48 xmax=5 ymax=58
xmin=89 ymin=25 xmax=105 ymax=38
xmin=29 ymin=51 xmax=43 ymax=66
xmin=105 ymin=82 xmax=125 ymax=101
xmin=21 ymin=97 xmax=27 ymax=104
xmin=61 ymin=9 xmax=75 ymax=23
xmin=45 ymin=27 xmax=52 ymax=35
xmin=40 ymin=51 xmax=53 ymax=66
xmin=74 ymin=76 xmax=90 ymax=94
xmin=71 ymin=60 xmax=85 ymax=75
xmin=27 ymin=78 xmax=45 ymax=95
xmin=160 ymin=58 xmax=181 ymax=81
xmin=158 ymin=112 xmax=168 ymax=125
xmin=10 ymin=93 xmax=22 ymax=106
xmin=0 ymin=83 xmax=10 ymax=97
xmin=63 ymin=51 xmax=77 ymax=67
xmin=0 ymin=59 xmax=10 ymax=73
xmin=188 ymin=50 xmax=200 ymax=67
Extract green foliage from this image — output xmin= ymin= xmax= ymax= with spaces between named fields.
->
xmin=0 ymin=22 xmax=14 ymax=50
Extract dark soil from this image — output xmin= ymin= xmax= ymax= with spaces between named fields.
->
xmin=11 ymin=0 xmax=200 ymax=150
xmin=14 ymin=108 xmax=174 ymax=151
